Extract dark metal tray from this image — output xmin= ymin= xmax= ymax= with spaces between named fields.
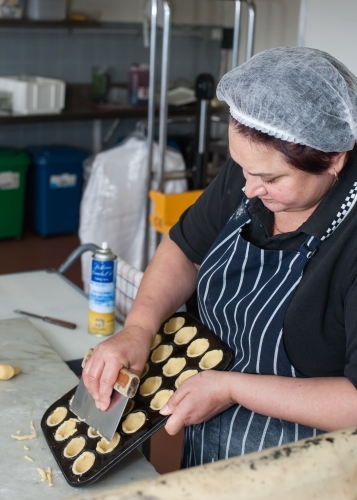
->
xmin=41 ymin=312 xmax=234 ymax=487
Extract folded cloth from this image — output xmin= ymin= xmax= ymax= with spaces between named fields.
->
xmin=115 ymin=258 xmax=143 ymax=322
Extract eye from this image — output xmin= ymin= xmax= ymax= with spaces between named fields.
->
xmin=262 ymin=178 xmax=275 ymax=184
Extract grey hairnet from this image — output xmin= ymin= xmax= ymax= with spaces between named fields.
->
xmin=216 ymin=47 xmax=357 ymax=152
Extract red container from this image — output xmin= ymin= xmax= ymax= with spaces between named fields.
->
xmin=128 ymin=64 xmax=149 ymax=106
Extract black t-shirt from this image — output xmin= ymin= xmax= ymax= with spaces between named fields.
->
xmin=170 ymin=156 xmax=357 ymax=388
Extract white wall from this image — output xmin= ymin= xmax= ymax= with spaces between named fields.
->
xmin=71 ymin=0 xmax=300 ymax=58
xmin=304 ymin=0 xmax=357 ymax=75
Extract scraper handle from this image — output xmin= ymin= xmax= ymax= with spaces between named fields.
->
xmin=82 ymin=348 xmax=140 ymax=399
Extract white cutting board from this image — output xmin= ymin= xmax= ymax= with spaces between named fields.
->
xmin=0 ymin=317 xmax=157 ymax=500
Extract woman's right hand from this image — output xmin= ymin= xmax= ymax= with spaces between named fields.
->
xmin=81 ymin=325 xmax=153 ymax=411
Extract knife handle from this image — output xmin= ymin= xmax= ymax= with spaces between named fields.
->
xmin=82 ymin=348 xmax=140 ymax=399
xmin=43 ymin=316 xmax=77 ymax=330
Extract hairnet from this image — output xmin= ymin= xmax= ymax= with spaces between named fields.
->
xmin=216 ymin=47 xmax=357 ymax=152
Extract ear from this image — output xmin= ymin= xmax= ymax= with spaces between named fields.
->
xmin=326 ymin=152 xmax=348 ymax=176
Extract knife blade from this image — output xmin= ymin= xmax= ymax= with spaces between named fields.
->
xmin=14 ymin=309 xmax=76 ymax=330
xmin=70 ymin=348 xmax=140 ymax=442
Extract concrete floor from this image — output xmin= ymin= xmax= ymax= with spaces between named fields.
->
xmin=0 ymin=229 xmax=184 ymax=474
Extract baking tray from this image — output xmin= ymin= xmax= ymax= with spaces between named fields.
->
xmin=41 ymin=312 xmax=234 ymax=487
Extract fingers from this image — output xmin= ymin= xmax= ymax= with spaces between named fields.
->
xmin=82 ymin=350 xmax=105 ymax=402
xmin=82 ymin=341 xmax=124 ymax=410
xmin=160 ymin=386 xmax=192 ymax=435
xmin=96 ymin=356 xmax=124 ymax=410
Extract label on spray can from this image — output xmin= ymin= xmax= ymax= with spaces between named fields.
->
xmin=88 ymin=243 xmax=117 ymax=336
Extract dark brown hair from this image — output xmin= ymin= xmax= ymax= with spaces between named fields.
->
xmin=230 ymin=117 xmax=357 ymax=174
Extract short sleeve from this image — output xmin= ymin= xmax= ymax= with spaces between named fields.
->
xmin=343 ymin=274 xmax=357 ymax=388
xmin=169 ymin=158 xmax=245 ymax=264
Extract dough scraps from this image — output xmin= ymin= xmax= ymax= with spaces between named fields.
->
xmin=187 ymin=338 xmax=210 ymax=357
xmin=123 ymin=398 xmax=135 ymax=417
xmin=96 ymin=432 xmax=120 ymax=454
xmin=139 ymin=376 xmax=162 ymax=396
xmin=37 ymin=468 xmax=47 ymax=482
xmin=162 ymin=357 xmax=186 ymax=377
xmin=150 ymin=389 xmax=174 ymax=411
xmin=150 ymin=334 xmax=162 ymax=350
xmin=63 ymin=436 xmax=86 ymax=458
xmin=199 ymin=349 xmax=224 ymax=370
xmin=24 ymin=445 xmax=29 ymax=451
xmin=151 ymin=345 xmax=173 ymax=363
xmin=46 ymin=406 xmax=68 ymax=427
xmin=54 ymin=418 xmax=79 ymax=441
xmin=46 ymin=467 xmax=53 ymax=487
xmin=24 ymin=455 xmax=33 ymax=461
xmin=122 ymin=411 xmax=146 ymax=434
xmin=175 ymin=369 xmax=198 ymax=389
xmin=0 ymin=364 xmax=21 ymax=380
xmin=87 ymin=427 xmax=101 ymax=438
xmin=72 ymin=452 xmax=95 ymax=475
xmin=164 ymin=316 xmax=185 ymax=334
xmin=174 ymin=326 xmax=197 ymax=345
xmin=11 ymin=421 xmax=37 ymax=440
xmin=140 ymin=363 xmax=149 ymax=379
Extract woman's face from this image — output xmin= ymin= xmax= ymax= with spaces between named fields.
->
xmin=229 ymin=127 xmax=339 ymax=214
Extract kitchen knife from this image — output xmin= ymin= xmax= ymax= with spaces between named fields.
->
xmin=14 ymin=309 xmax=76 ymax=330
xmin=70 ymin=348 xmax=140 ymax=442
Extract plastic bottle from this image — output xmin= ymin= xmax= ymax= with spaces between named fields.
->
xmin=128 ymin=64 xmax=149 ymax=106
xmin=88 ymin=242 xmax=117 ymax=336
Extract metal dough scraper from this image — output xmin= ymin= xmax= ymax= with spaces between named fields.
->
xmin=70 ymin=348 xmax=140 ymax=442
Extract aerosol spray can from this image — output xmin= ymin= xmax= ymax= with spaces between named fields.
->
xmin=88 ymin=242 xmax=117 ymax=336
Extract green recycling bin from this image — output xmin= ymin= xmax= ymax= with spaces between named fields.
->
xmin=0 ymin=148 xmax=31 ymax=239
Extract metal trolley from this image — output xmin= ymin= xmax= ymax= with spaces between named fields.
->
xmin=144 ymin=0 xmax=257 ymax=265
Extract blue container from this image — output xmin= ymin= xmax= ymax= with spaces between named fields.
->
xmin=26 ymin=146 xmax=88 ymax=236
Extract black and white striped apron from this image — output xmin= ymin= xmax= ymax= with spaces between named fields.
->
xmin=182 ymin=188 xmax=357 ymax=467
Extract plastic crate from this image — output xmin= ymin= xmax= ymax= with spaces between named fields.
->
xmin=149 ymin=190 xmax=203 ymax=234
xmin=0 ymin=148 xmax=30 ymax=239
xmin=26 ymin=146 xmax=88 ymax=236
xmin=0 ymin=76 xmax=65 ymax=115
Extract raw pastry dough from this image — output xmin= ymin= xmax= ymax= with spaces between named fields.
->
xmin=139 ymin=376 xmax=162 ymax=396
xmin=46 ymin=407 xmax=68 ymax=427
xmin=54 ymin=418 xmax=79 ymax=441
xmin=0 ymin=364 xmax=21 ymax=380
xmin=140 ymin=363 xmax=149 ymax=379
xmin=164 ymin=316 xmax=185 ymax=334
xmin=123 ymin=399 xmax=134 ymax=417
xmin=187 ymin=338 xmax=210 ymax=357
xmin=162 ymin=357 xmax=186 ymax=377
xmin=174 ymin=326 xmax=197 ymax=345
xmin=72 ymin=452 xmax=95 ymax=475
xmin=87 ymin=427 xmax=101 ymax=439
xmin=150 ymin=389 xmax=174 ymax=411
xmin=175 ymin=369 xmax=198 ymax=389
xmin=150 ymin=334 xmax=162 ymax=350
xmin=96 ymin=432 xmax=120 ymax=454
xmin=11 ymin=421 xmax=37 ymax=440
xmin=122 ymin=411 xmax=146 ymax=434
xmin=24 ymin=455 xmax=33 ymax=461
xmin=151 ymin=345 xmax=173 ymax=363
xmin=199 ymin=349 xmax=224 ymax=370
xmin=63 ymin=436 xmax=86 ymax=458
xmin=37 ymin=468 xmax=47 ymax=482
xmin=46 ymin=467 xmax=53 ymax=487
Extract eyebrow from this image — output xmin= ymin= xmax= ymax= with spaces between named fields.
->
xmin=244 ymin=171 xmax=277 ymax=178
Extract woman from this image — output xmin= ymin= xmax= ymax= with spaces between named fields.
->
xmin=82 ymin=47 xmax=357 ymax=466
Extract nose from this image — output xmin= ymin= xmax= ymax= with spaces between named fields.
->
xmin=244 ymin=176 xmax=268 ymax=199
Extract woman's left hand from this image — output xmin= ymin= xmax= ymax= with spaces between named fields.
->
xmin=159 ymin=371 xmax=235 ymax=435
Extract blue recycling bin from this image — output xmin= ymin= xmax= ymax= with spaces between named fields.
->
xmin=26 ymin=146 xmax=89 ymax=236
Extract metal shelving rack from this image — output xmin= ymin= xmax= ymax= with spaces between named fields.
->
xmin=143 ymin=0 xmax=256 ymax=266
